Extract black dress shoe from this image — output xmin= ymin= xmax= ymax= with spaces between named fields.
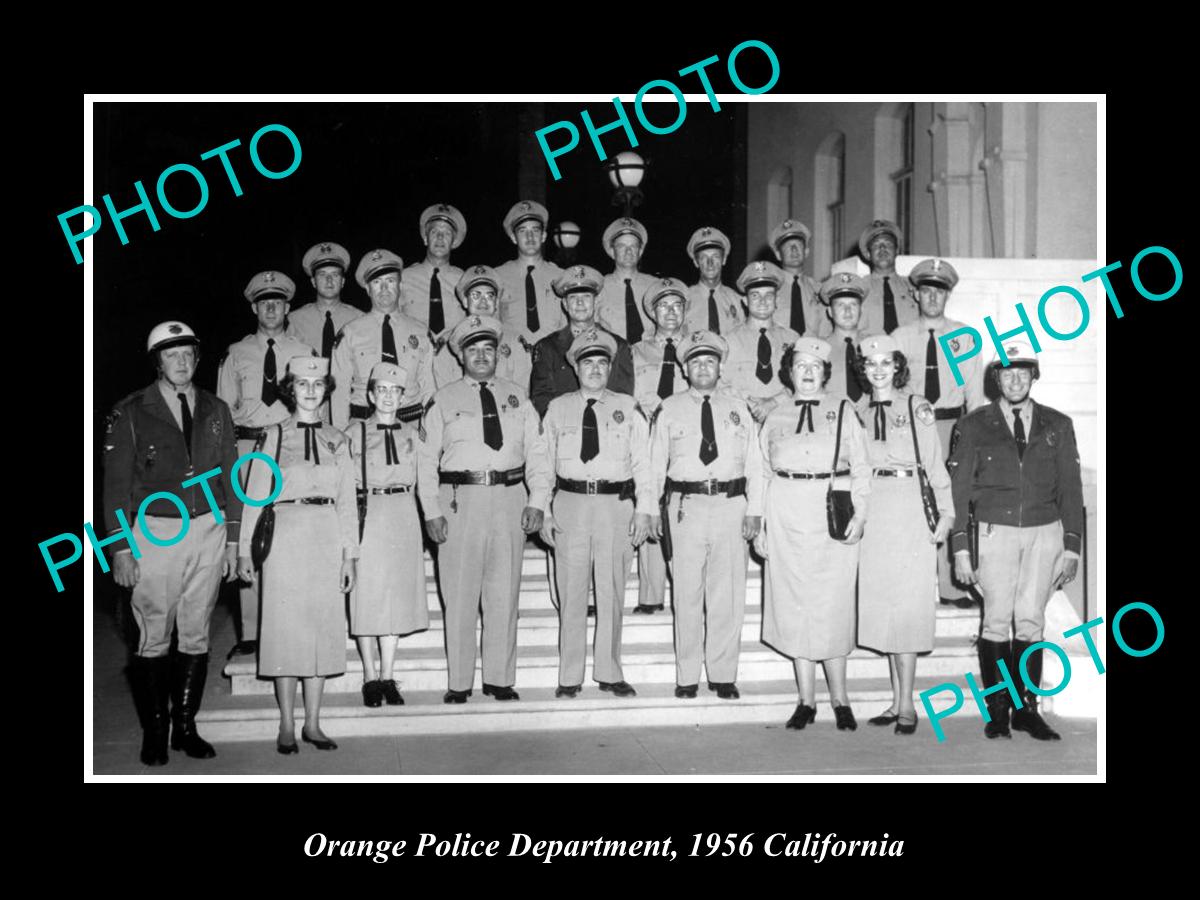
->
xmin=379 ymin=679 xmax=405 ymax=706
xmin=707 ymin=681 xmax=740 ymax=700
xmin=276 ymin=737 xmax=299 ymax=755
xmin=1011 ymin=707 xmax=1061 ymax=741
xmin=632 ymin=604 xmax=663 ymax=615
xmin=361 ymin=679 xmax=384 ymax=708
xmin=868 ymin=709 xmax=900 ymax=726
xmin=786 ymin=703 xmax=816 ymax=730
xmin=555 ymin=684 xmax=582 ymax=698
xmin=226 ymin=640 xmax=257 ymax=659
xmin=895 ymin=714 xmax=919 ymax=735
xmin=482 ymin=683 xmax=520 ymax=701
xmin=675 ymin=684 xmax=699 ymax=699
xmin=598 ymin=680 xmax=637 ymax=697
xmin=301 ymin=731 xmax=338 ymax=751
xmin=833 ymin=705 xmax=858 ymax=731
xmin=443 ymin=689 xmax=471 ymax=704
xmin=984 ymin=708 xmax=1012 ymax=739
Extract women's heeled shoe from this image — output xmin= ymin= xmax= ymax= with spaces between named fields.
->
xmin=895 ymin=714 xmax=919 ymax=736
xmin=276 ymin=736 xmax=299 ymax=755
xmin=833 ymin=705 xmax=858 ymax=731
xmin=301 ymin=731 xmax=338 ymax=751
xmin=786 ymin=703 xmax=817 ymax=730
xmin=868 ymin=709 xmax=899 ymax=726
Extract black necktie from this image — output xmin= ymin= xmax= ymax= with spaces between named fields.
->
xmin=623 ymin=278 xmax=643 ymax=344
xmin=525 ymin=265 xmax=540 ymax=334
xmin=794 ymin=399 xmax=818 ymax=434
xmin=261 ymin=338 xmax=278 ymax=406
xmin=870 ymin=400 xmax=891 ymax=441
xmin=581 ymin=398 xmax=600 ymax=463
xmin=756 ymin=328 xmax=772 ymax=384
xmin=707 ymin=289 xmax=720 ymax=334
xmin=883 ymin=276 xmax=898 ymax=333
xmin=479 ymin=381 xmax=503 ymax=451
xmin=657 ymin=338 xmax=677 ymax=400
xmin=321 ymin=311 xmax=334 ymax=359
xmin=1014 ymin=408 xmax=1027 ymax=459
xmin=844 ymin=338 xmax=863 ymax=402
xmin=381 ymin=315 xmax=398 ymax=364
xmin=925 ymin=328 xmax=941 ymax=404
xmin=790 ymin=276 xmax=806 ymax=334
xmin=377 ymin=423 xmax=401 ymax=465
xmin=299 ymin=422 xmax=321 ymax=463
xmin=429 ymin=268 xmax=445 ymax=335
xmin=177 ymin=393 xmax=193 ymax=455
xmin=699 ymin=395 xmax=718 ymax=464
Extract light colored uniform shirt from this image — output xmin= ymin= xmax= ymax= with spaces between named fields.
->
xmin=721 ymin=319 xmax=801 ymax=402
xmin=860 ymin=272 xmax=919 ymax=334
xmin=287 ymin=301 xmax=363 ymax=358
xmin=432 ymin=322 xmax=532 ymax=391
xmin=892 ymin=318 xmax=987 ymax=412
xmin=400 ymin=259 xmax=466 ymax=333
xmin=217 ymin=332 xmax=316 ymax=427
xmin=495 ymin=257 xmax=566 ymax=344
xmin=330 ymin=308 xmax=434 ymax=428
xmin=684 ymin=282 xmax=745 ymax=336
xmin=596 ymin=271 xmax=657 ymax=342
xmin=156 ymin=381 xmax=196 ymax=433
xmin=774 ymin=270 xmax=830 ymax=337
xmin=348 ymin=414 xmax=419 ymax=489
xmin=631 ymin=333 xmax=686 ymax=417
xmin=827 ymin=329 xmax=865 ymax=401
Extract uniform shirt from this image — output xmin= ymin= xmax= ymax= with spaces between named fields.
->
xmin=217 ymin=332 xmax=316 ymax=427
xmin=595 ymin=271 xmax=658 ymax=342
xmin=530 ymin=323 xmax=635 ymax=418
xmin=684 ymin=282 xmax=745 ymax=336
xmin=892 ymin=318 xmax=986 ymax=412
xmin=537 ymin=390 xmax=655 ymax=513
xmin=330 ymin=308 xmax=435 ymax=428
xmin=720 ymin=318 xmax=801 ymax=402
xmin=774 ymin=270 xmax=830 ymax=337
xmin=854 ymin=389 xmax=953 ymax=514
xmin=650 ymin=388 xmax=765 ymax=517
xmin=827 ymin=329 xmax=865 ymax=401
xmin=400 ymin=259 xmax=466 ymax=333
xmin=494 ymin=257 xmax=566 ymax=344
xmin=348 ymin=414 xmax=419 ymax=489
xmin=860 ymin=272 xmax=919 ymax=334
xmin=415 ymin=376 xmax=553 ymax=519
xmin=157 ymin=381 xmax=196 ymax=431
xmin=946 ymin=398 xmax=1084 ymax=555
xmin=102 ymin=383 xmax=241 ymax=541
xmin=432 ymin=322 xmax=533 ymax=392
xmin=631 ymin=333 xmax=687 ymax=418
xmin=287 ymin=301 xmax=363 ymax=358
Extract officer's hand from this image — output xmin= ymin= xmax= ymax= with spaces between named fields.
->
xmin=426 ymin=517 xmax=449 ymax=544
xmin=539 ymin=514 xmax=558 ymax=548
xmin=930 ymin=516 xmax=953 ymax=545
xmin=742 ymin=515 xmax=762 ymax=542
xmin=841 ymin=516 xmax=866 ymax=544
xmin=521 ymin=506 xmax=544 ymax=534
xmin=112 ymin=552 xmax=140 ymax=589
xmin=1056 ymin=556 xmax=1080 ymax=590
xmin=749 ymin=398 xmax=777 ymax=424
xmin=753 ymin=527 xmax=767 ymax=558
xmin=630 ymin=513 xmax=651 ymax=547
xmin=236 ymin=556 xmax=255 ymax=583
xmin=340 ymin=558 xmax=357 ymax=593
xmin=222 ymin=544 xmax=239 ymax=582
xmin=954 ymin=553 xmax=978 ymax=586
xmin=649 ymin=515 xmax=663 ymax=541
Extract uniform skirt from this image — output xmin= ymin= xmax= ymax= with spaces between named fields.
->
xmin=349 ymin=493 xmax=429 ymax=636
xmin=258 ymin=504 xmax=347 ymax=678
xmin=762 ymin=479 xmax=859 ymax=660
xmin=858 ymin=476 xmax=938 ymax=653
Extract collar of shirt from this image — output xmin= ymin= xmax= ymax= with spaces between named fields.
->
xmin=369 ymin=307 xmax=402 ymax=323
xmin=998 ymin=397 xmax=1035 ymax=432
xmin=158 ymin=380 xmax=196 ymax=413
xmin=831 ymin=328 xmax=860 ymax=342
xmin=652 ymin=331 xmax=681 ymax=348
xmin=255 ymin=330 xmax=287 ymax=349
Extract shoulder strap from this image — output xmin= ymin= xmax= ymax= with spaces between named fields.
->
xmin=831 ymin=399 xmax=846 ymax=474
xmin=269 ymin=424 xmax=282 ymax=499
xmin=360 ymin=421 xmax=368 ymax=489
xmin=908 ymin=394 xmax=924 ymax=468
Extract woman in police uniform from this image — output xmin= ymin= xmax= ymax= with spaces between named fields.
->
xmin=347 ymin=362 xmax=428 ymax=708
xmin=854 ymin=335 xmax=953 ymax=735
xmin=756 ymin=337 xmax=871 ymax=732
xmin=237 ymin=356 xmax=359 ymax=755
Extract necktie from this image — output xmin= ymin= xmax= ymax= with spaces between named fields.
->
xmin=656 ymin=338 xmax=677 ymax=400
xmin=883 ymin=276 xmax=898 ymax=333
xmin=381 ymin=315 xmax=398 ymax=364
xmin=795 ymin=399 xmax=818 ymax=434
xmin=790 ymin=276 xmax=806 ymax=334
xmin=925 ymin=328 xmax=941 ymax=404
xmin=699 ymin=395 xmax=718 ymax=465
xmin=299 ymin=422 xmax=321 ymax=463
xmin=844 ymin=337 xmax=863 ymax=402
xmin=479 ymin=381 xmax=503 ymax=451
xmin=377 ymin=423 xmax=401 ymax=465
xmin=261 ymin=338 xmax=278 ymax=406
xmin=321 ymin=311 xmax=334 ymax=359
xmin=624 ymin=278 xmax=643 ymax=343
xmin=581 ymin=398 xmax=600 ymax=463
xmin=870 ymin=400 xmax=892 ymax=441
xmin=429 ymin=268 xmax=445 ymax=334
xmin=707 ymin=289 xmax=720 ymax=334
xmin=755 ymin=328 xmax=773 ymax=384
xmin=525 ymin=265 xmax=540 ymax=334
xmin=177 ymin=393 xmax=193 ymax=455
xmin=1014 ymin=408 xmax=1027 ymax=459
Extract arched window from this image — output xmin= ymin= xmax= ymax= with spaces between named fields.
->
xmin=892 ymin=103 xmax=915 ymax=252
xmin=766 ymin=166 xmax=793 ymax=240
xmin=814 ymin=132 xmax=845 ymax=275
xmin=875 ymin=102 xmax=915 ymax=253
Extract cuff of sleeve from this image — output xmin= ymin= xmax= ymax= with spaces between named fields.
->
xmin=527 ymin=490 xmax=551 ymax=513
xmin=423 ymin=503 xmax=444 ymax=521
xmin=1064 ymin=532 xmax=1082 ymax=555
xmin=950 ymin=532 xmax=968 ymax=554
xmin=1064 ymin=549 xmax=1081 ymax=561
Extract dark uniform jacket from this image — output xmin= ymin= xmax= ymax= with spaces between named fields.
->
xmin=946 ymin=399 xmax=1083 ymax=555
xmin=102 ymin=384 xmax=242 ymax=542
xmin=530 ymin=324 xmax=635 ymax=418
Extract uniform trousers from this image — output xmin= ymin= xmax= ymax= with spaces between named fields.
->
xmin=667 ymin=492 xmax=748 ymax=685
xmin=128 ymin=512 xmax=226 ymax=657
xmin=234 ymin=435 xmax=262 ymax=640
xmin=437 ymin=482 xmax=526 ymax=691
xmin=552 ymin=491 xmax=634 ymax=686
xmin=637 ymin=538 xmax=669 ymax=608
xmin=935 ymin=418 xmax=968 ymax=601
xmin=977 ymin=520 xmax=1065 ymax=642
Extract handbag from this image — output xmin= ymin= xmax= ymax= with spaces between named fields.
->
xmin=907 ymin=394 xmax=941 ymax=533
xmin=250 ymin=424 xmax=283 ymax=569
xmin=825 ymin=399 xmax=855 ymax=539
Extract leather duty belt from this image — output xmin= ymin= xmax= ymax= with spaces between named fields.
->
xmin=352 ymin=402 xmax=424 ymax=423
xmin=873 ymin=467 xmax=917 ymax=478
xmin=235 ymin=425 xmax=266 ymax=441
xmin=276 ymin=497 xmax=334 ymax=505
xmin=368 ymin=485 xmax=413 ymax=495
xmin=439 ymin=467 xmax=525 ymax=487
xmin=773 ymin=469 xmax=851 ymax=480
xmin=556 ymin=476 xmax=635 ymax=498
xmin=665 ymin=477 xmax=747 ymax=497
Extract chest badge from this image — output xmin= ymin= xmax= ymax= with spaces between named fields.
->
xmin=950 ymin=338 xmax=960 ymax=353
xmin=825 ymin=410 xmax=837 ymax=422
xmin=508 ymin=395 xmax=520 ymax=408
xmin=500 ymin=343 xmax=512 ymax=357
xmin=613 ymin=409 xmax=625 ymax=424
xmin=730 ymin=411 xmax=741 ymax=426
xmin=408 ymin=334 xmax=419 ymax=350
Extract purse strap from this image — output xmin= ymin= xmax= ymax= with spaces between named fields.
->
xmin=266 ymin=424 xmax=282 ymax=501
xmin=907 ymin=394 xmax=925 ymax=470
xmin=830 ymin=399 xmax=847 ymax=478
xmin=359 ymin=420 xmax=368 ymax=503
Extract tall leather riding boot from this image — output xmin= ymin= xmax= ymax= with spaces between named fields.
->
xmin=977 ymin=639 xmax=1012 ymax=739
xmin=170 ymin=652 xmax=217 ymax=759
xmin=1010 ymin=640 xmax=1062 ymax=741
xmin=133 ymin=655 xmax=170 ymax=766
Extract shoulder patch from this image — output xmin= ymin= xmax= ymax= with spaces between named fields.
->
xmin=104 ymin=408 xmax=122 ymax=435
xmin=915 ymin=401 xmax=936 ymax=426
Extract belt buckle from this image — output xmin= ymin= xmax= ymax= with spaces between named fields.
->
xmin=585 ymin=478 xmax=598 ymax=495
xmin=706 ymin=478 xmax=719 ymax=494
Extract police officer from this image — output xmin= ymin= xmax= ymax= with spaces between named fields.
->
xmin=856 ymin=220 xmax=918 ymax=334
xmin=821 ymin=273 xmax=870 ymax=402
xmin=893 ymin=258 xmax=987 ymax=608
xmin=494 ymin=200 xmax=565 ymax=344
xmin=103 ymin=321 xmax=240 ymax=766
xmin=530 ymin=264 xmax=635 ymax=418
xmin=769 ymin=219 xmax=828 ymax=337
xmin=433 ymin=265 xmax=532 ymax=390
xmin=331 ymin=249 xmax=434 ymax=428
xmin=722 ymin=260 xmax=801 ymax=424
xmin=218 ymin=270 xmax=316 ymax=657
xmin=415 ymin=316 xmax=552 ymax=703
xmin=684 ymin=226 xmax=744 ymax=336
xmin=287 ymin=242 xmax=362 ymax=360
xmin=649 ymin=330 xmax=764 ymax=700
xmin=595 ymin=217 xmax=657 ymax=343
xmin=535 ymin=329 xmax=654 ymax=698
xmin=947 ymin=338 xmax=1083 ymax=741
xmin=629 ymin=277 xmax=690 ymax=615
xmin=401 ymin=204 xmax=467 ymax=335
